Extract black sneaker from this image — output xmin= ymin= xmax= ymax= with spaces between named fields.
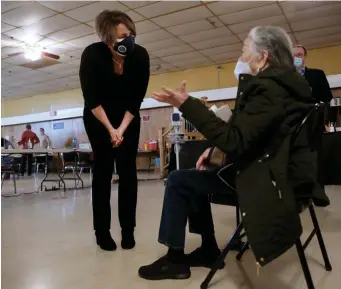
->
xmin=95 ymin=231 xmax=117 ymax=251
xmin=186 ymin=247 xmax=225 ymax=269
xmin=138 ymin=255 xmax=191 ymax=280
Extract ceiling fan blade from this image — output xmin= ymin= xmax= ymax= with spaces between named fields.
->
xmin=42 ymin=52 xmax=60 ymax=60
xmin=7 ymin=52 xmax=24 ymax=57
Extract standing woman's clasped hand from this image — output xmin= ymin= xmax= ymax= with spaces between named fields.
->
xmin=152 ymin=80 xmax=189 ymax=108
xmin=109 ymin=128 xmax=123 ymax=147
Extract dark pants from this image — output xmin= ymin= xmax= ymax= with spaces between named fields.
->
xmin=20 ymin=154 xmax=33 ymax=175
xmin=158 ymin=169 xmax=236 ymax=249
xmin=84 ymin=115 xmax=140 ymax=232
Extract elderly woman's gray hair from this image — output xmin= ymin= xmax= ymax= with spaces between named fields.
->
xmin=249 ymin=26 xmax=294 ymax=70
xmin=95 ymin=10 xmax=136 ymax=44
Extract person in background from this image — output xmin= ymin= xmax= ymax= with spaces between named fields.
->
xmin=18 ymin=124 xmax=40 ymax=176
xmin=293 ymin=44 xmax=333 ymax=205
xmin=293 ymin=45 xmax=333 ymax=103
xmin=80 ymin=10 xmax=150 ymax=251
xmin=39 ymin=128 xmax=51 ymax=149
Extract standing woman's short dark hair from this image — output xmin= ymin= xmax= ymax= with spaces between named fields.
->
xmin=26 ymin=124 xmax=31 ymax=130
xmin=95 ymin=10 xmax=136 ymax=45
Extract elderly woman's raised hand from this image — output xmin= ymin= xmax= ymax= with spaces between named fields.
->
xmin=152 ymin=80 xmax=189 ymax=108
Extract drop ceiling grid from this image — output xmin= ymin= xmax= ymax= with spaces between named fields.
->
xmin=1 ymin=1 xmax=341 ymax=99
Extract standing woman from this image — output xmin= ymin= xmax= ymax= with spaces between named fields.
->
xmin=80 ymin=10 xmax=150 ymax=251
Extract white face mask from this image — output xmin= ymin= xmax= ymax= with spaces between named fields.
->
xmin=234 ymin=59 xmax=252 ymax=80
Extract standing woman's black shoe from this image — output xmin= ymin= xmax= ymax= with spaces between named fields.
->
xmin=95 ymin=231 xmax=117 ymax=251
xmin=121 ymin=230 xmax=136 ymax=249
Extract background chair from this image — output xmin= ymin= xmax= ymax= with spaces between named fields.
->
xmin=202 ymin=103 xmax=332 ymax=289
xmin=1 ymin=155 xmax=21 ymax=194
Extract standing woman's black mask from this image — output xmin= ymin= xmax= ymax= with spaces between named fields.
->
xmin=114 ymin=35 xmax=135 ymax=56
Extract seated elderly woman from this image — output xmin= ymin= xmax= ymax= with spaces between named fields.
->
xmin=138 ymin=26 xmax=326 ymax=281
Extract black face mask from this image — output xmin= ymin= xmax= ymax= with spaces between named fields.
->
xmin=113 ymin=35 xmax=135 ymax=56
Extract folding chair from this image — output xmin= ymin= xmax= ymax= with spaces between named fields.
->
xmin=1 ymin=155 xmax=20 ymax=194
xmin=202 ymin=103 xmax=332 ymax=289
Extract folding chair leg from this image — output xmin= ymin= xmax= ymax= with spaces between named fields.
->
xmin=201 ymin=223 xmax=244 ymax=289
xmin=12 ymin=173 xmax=17 ymax=194
xmin=236 ymin=241 xmax=250 ymax=261
xmin=296 ymin=239 xmax=315 ymax=289
xmin=1 ymin=173 xmax=6 ymax=189
xmin=308 ymin=205 xmax=332 ymax=271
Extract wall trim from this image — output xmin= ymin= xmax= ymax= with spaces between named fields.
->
xmin=2 ymin=73 xmax=341 ymax=127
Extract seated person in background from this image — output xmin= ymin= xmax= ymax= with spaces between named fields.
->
xmin=138 ymin=26 xmax=327 ymax=281
xmin=18 ymin=124 xmax=40 ymax=176
xmin=39 ymin=128 xmax=51 ymax=149
xmin=293 ymin=44 xmax=333 ymax=103
xmin=1 ymin=137 xmax=13 ymax=149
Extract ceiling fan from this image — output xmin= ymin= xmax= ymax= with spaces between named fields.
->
xmin=4 ymin=36 xmax=60 ymax=61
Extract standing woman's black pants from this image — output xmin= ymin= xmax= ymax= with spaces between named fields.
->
xmin=84 ymin=115 xmax=140 ymax=232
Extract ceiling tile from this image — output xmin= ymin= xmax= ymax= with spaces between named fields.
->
xmin=135 ymin=20 xmax=160 ymax=34
xmin=1 ymin=23 xmax=16 ymax=33
xmin=121 ymin=1 xmax=153 ymax=9
xmin=64 ymin=34 xmax=100 ymax=49
xmin=135 ymin=1 xmax=201 ymax=18
xmin=1 ymin=34 xmax=22 ymax=48
xmin=136 ymin=29 xmax=173 ymax=44
xmin=4 ymin=28 xmax=43 ymax=44
xmin=175 ymin=57 xmax=213 ymax=68
xmin=24 ymin=14 xmax=79 ymax=36
xmin=2 ymin=54 xmax=29 ymax=65
xmin=1 ymin=46 xmax=24 ymax=58
xmin=286 ymin=3 xmax=341 ymax=23
xmin=36 ymin=37 xmax=58 ymax=48
xmin=54 ymin=66 xmax=80 ymax=77
xmin=305 ymin=40 xmax=341 ymax=50
xmin=206 ymin=51 xmax=241 ymax=62
xmin=166 ymin=19 xmax=215 ymax=36
xmin=150 ymin=58 xmax=167 ymax=66
xmin=291 ymin=15 xmax=341 ymax=32
xmin=47 ymin=42 xmax=77 ymax=54
xmin=279 ymin=0 xmax=336 ymax=14
xmin=57 ymin=53 xmax=78 ymax=63
xmin=152 ymin=45 xmax=194 ymax=58
xmin=162 ymin=51 xmax=203 ymax=63
xmin=1 ymin=1 xmax=27 ymax=13
xmin=48 ymin=24 xmax=94 ymax=42
xmin=295 ymin=26 xmax=341 ymax=42
xmin=1 ymin=62 xmax=13 ymax=69
xmin=37 ymin=1 xmax=93 ymax=12
xmin=37 ymin=62 xmax=70 ymax=73
xmin=87 ymin=21 xmax=95 ymax=29
xmin=143 ymin=38 xmax=185 ymax=52
xmin=207 ymin=17 xmax=225 ymax=28
xmin=65 ymin=49 xmax=84 ymax=59
xmin=191 ymin=35 xmax=241 ymax=50
xmin=1 ymin=2 xmax=56 ymax=26
xmin=1 ymin=65 xmax=31 ymax=76
xmin=180 ymin=27 xmax=232 ymax=43
xmin=219 ymin=3 xmax=282 ymax=25
xmin=152 ymin=6 xmax=213 ymax=27
xmin=300 ymin=33 xmax=341 ymax=47
xmin=125 ymin=10 xmax=145 ymax=22
xmin=229 ymin=15 xmax=288 ymax=34
xmin=206 ymin=1 xmax=272 ymax=16
xmin=64 ymin=2 xmax=128 ymax=22
xmin=200 ymin=43 xmax=242 ymax=56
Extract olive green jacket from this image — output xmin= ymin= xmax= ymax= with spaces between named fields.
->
xmin=179 ymin=67 xmax=328 ymax=266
